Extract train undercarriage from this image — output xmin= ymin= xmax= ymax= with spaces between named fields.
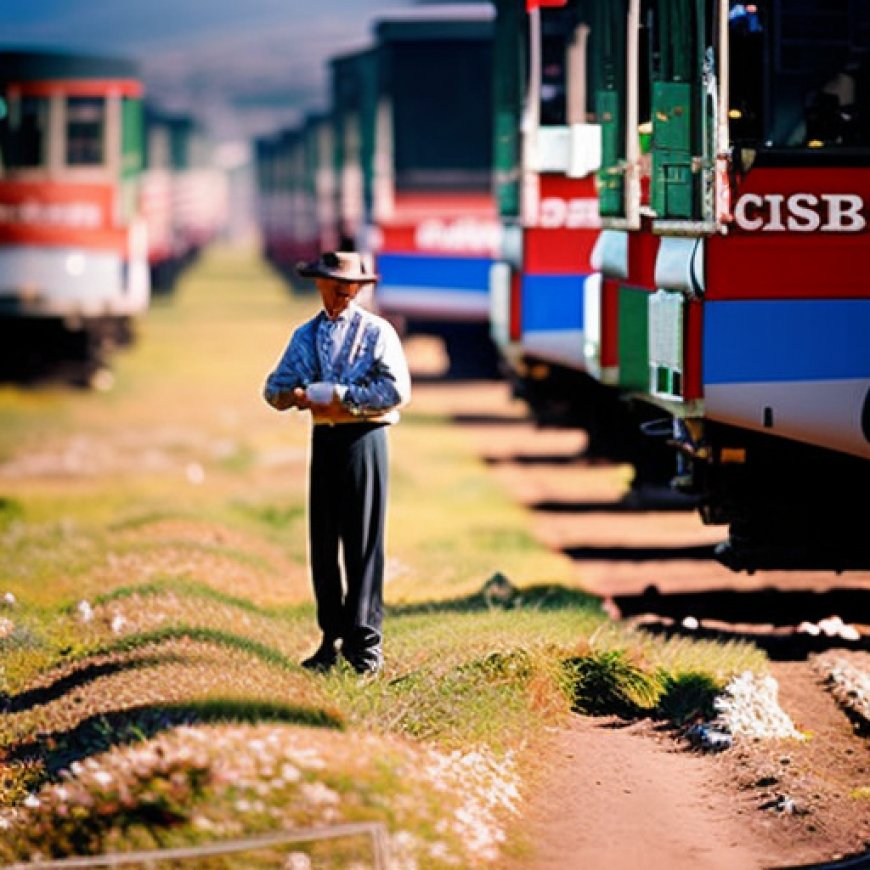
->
xmin=673 ymin=421 xmax=870 ymax=574
xmin=0 ymin=314 xmax=133 ymax=388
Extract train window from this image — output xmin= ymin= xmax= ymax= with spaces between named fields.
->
xmin=0 ymin=95 xmax=48 ymax=169
xmin=541 ymin=29 xmax=567 ymax=126
xmin=732 ymin=0 xmax=870 ymax=151
xmin=66 ymin=96 xmax=105 ymax=166
xmin=728 ymin=3 xmax=765 ymax=144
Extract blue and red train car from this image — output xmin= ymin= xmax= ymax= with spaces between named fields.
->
xmin=0 ymin=50 xmax=150 ymax=382
xmin=489 ymin=0 xmax=681 ymax=495
xmin=585 ymin=0 xmax=869 ymax=570
xmin=359 ymin=5 xmax=503 ymax=375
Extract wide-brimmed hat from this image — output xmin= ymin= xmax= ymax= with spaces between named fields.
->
xmin=296 ymin=251 xmax=379 ymax=284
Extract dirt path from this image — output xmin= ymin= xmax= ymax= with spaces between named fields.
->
xmin=506 ymin=717 xmax=763 ymax=870
xmin=406 ymin=339 xmax=870 ymax=870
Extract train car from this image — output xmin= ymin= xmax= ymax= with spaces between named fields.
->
xmin=0 ymin=50 xmax=149 ymax=383
xmin=359 ymin=5 xmax=503 ymax=376
xmin=589 ymin=0 xmax=869 ymax=571
xmin=139 ymin=106 xmax=177 ymax=293
xmin=488 ymin=0 xmax=684 ymax=496
xmin=167 ymin=114 xmax=227 ymax=270
xmin=141 ymin=108 xmax=228 ymax=294
xmin=254 ymin=114 xmax=335 ymax=283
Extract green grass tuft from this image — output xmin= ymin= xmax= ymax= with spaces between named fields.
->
xmin=566 ymin=649 xmax=662 ymax=716
xmin=655 ymin=671 xmax=722 ymax=725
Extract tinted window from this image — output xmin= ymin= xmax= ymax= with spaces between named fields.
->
xmin=0 ymin=95 xmax=49 ymax=169
xmin=66 ymin=96 xmax=105 ymax=166
xmin=730 ymin=0 xmax=870 ymax=150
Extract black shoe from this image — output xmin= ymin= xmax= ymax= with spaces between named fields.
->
xmin=301 ymin=638 xmax=339 ymax=673
xmin=343 ymin=648 xmax=383 ymax=677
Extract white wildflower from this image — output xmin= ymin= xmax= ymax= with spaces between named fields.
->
xmin=299 ymin=781 xmax=340 ymax=806
xmin=92 ymin=770 xmax=113 ymax=788
xmin=2 ymin=592 xmax=15 ymax=606
xmin=110 ymin=613 xmax=127 ymax=634
xmin=284 ymin=853 xmax=312 ymax=870
xmin=22 ymin=794 xmax=40 ymax=809
xmin=280 ymin=763 xmax=301 ymax=783
xmin=76 ymin=600 xmax=93 ymax=622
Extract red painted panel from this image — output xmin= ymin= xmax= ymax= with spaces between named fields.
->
xmin=509 ymin=268 xmax=522 ymax=342
xmin=0 ymin=180 xmax=124 ymax=251
xmin=523 ymin=227 xmax=597 ymax=274
xmin=708 ymin=166 xmax=870 ymax=301
xmin=392 ymin=191 xmax=496 ymax=219
xmin=683 ymin=298 xmax=703 ymax=400
xmin=600 ymin=277 xmax=620 ymax=368
xmin=626 ymin=227 xmax=659 ymax=291
xmin=9 ymin=80 xmax=143 ymax=98
xmin=706 ymin=233 xmax=869 ymax=300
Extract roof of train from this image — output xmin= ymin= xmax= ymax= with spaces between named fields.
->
xmin=372 ymin=3 xmax=494 ymax=40
xmin=0 ymin=49 xmax=139 ymax=83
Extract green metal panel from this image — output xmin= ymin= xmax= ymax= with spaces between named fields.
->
xmin=594 ymin=0 xmax=627 ymax=218
xmin=617 ymin=285 xmax=650 ymax=391
xmin=650 ymin=80 xmax=693 ymax=218
xmin=596 ymin=88 xmax=624 ymax=216
xmin=357 ymin=52 xmax=378 ymax=219
xmin=649 ymin=0 xmax=707 ymax=220
xmin=120 ymin=97 xmax=143 ymax=223
xmin=651 ymin=81 xmax=691 ymax=152
xmin=121 ymin=98 xmax=143 ymax=178
xmin=492 ymin=0 xmax=525 ymax=218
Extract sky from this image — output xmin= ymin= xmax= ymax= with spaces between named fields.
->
xmin=0 ymin=0 xmax=445 ymax=146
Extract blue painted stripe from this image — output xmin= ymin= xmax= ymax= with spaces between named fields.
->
xmin=521 ymin=274 xmax=588 ymax=332
xmin=377 ymin=254 xmax=492 ymax=292
xmin=704 ymin=299 xmax=870 ymax=384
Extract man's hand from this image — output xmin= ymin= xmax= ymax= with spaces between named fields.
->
xmin=308 ymin=392 xmax=352 ymax=422
xmin=270 ymin=387 xmax=311 ymax=411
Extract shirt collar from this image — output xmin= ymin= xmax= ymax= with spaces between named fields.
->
xmin=321 ymin=303 xmax=356 ymax=325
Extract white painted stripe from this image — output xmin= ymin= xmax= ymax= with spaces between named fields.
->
xmin=376 ymin=287 xmax=489 ymax=322
xmin=705 ymin=378 xmax=870 ymax=460
xmin=523 ymin=329 xmax=587 ymax=371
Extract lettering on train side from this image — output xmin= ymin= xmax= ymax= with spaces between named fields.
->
xmin=733 ymin=193 xmax=867 ymax=232
xmin=414 ymin=218 xmax=502 ymax=254
xmin=538 ymin=197 xmax=601 ymax=230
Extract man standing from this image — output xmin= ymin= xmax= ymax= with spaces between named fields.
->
xmin=263 ymin=251 xmax=411 ymax=675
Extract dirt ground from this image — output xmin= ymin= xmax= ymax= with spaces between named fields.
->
xmin=406 ymin=337 xmax=870 ymax=870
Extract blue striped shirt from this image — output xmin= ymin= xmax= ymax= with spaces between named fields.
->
xmin=264 ymin=303 xmax=411 ymax=424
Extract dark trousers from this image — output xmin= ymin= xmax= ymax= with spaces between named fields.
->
xmin=309 ymin=422 xmax=388 ymax=657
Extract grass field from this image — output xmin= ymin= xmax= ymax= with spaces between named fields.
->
xmin=0 ymin=246 xmax=767 ymax=867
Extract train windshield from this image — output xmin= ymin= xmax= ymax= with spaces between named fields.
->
xmin=0 ymin=95 xmax=49 ymax=172
xmin=391 ymin=40 xmax=492 ymax=191
xmin=66 ymin=96 xmax=105 ymax=166
xmin=730 ymin=0 xmax=870 ymax=151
